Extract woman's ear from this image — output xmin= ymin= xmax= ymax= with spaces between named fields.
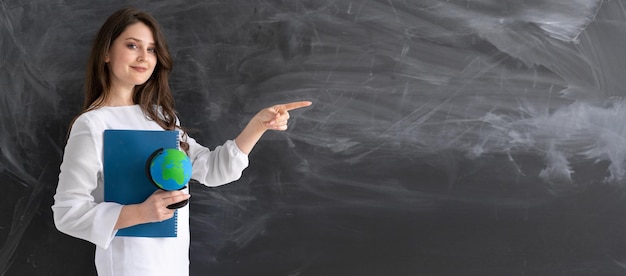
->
xmin=104 ymin=53 xmax=110 ymax=63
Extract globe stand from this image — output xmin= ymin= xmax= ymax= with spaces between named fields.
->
xmin=145 ymin=148 xmax=192 ymax=209
xmin=166 ymin=198 xmax=189 ymax=209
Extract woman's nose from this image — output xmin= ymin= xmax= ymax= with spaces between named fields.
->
xmin=137 ymin=49 xmax=148 ymax=62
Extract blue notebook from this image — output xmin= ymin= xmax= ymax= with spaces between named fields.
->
xmin=103 ymin=129 xmax=179 ymax=237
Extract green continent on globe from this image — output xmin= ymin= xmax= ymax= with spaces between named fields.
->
xmin=161 ymin=151 xmax=188 ymax=184
xmin=149 ymin=148 xmax=191 ymax=191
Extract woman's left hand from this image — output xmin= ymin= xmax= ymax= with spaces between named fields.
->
xmin=235 ymin=101 xmax=312 ymax=154
xmin=256 ymin=101 xmax=312 ymax=131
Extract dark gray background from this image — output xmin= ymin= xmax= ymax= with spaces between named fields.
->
xmin=3 ymin=0 xmax=626 ymax=275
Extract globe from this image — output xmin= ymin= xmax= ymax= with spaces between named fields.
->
xmin=147 ymin=148 xmax=192 ymax=191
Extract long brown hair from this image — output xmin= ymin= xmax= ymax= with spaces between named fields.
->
xmin=73 ymin=7 xmax=188 ymax=150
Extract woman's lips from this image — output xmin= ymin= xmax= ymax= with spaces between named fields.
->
xmin=131 ymin=66 xmax=147 ymax=72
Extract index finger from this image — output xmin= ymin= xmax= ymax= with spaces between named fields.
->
xmin=282 ymin=101 xmax=312 ymax=111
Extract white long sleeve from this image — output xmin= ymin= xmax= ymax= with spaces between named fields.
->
xmin=188 ymin=138 xmax=249 ymax=187
xmin=52 ymin=115 xmax=122 ymax=249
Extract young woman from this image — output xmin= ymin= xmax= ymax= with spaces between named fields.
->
xmin=52 ymin=7 xmax=310 ymax=275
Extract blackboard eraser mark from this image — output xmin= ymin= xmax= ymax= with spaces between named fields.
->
xmin=531 ymin=0 xmax=604 ymax=42
xmin=559 ymin=86 xmax=605 ymax=105
xmin=277 ymin=21 xmax=312 ymax=61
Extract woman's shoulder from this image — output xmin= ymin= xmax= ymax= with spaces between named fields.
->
xmin=73 ymin=105 xmax=145 ymax=130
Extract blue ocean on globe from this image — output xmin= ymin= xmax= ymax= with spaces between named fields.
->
xmin=149 ymin=148 xmax=192 ymax=191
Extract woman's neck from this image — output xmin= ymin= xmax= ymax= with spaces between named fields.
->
xmin=105 ymin=85 xmax=135 ymax=106
xmin=104 ymin=98 xmax=135 ymax=106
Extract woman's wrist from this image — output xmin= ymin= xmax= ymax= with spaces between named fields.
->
xmin=235 ymin=116 xmax=267 ymax=155
xmin=114 ymin=204 xmax=144 ymax=230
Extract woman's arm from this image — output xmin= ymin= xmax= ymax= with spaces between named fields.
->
xmin=114 ymin=190 xmax=190 ymax=229
xmin=52 ymin=116 xmax=122 ymax=249
xmin=186 ymin=101 xmax=311 ymax=188
xmin=235 ymin=101 xmax=312 ymax=154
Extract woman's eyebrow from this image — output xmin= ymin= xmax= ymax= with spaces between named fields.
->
xmin=125 ymin=37 xmax=155 ymax=45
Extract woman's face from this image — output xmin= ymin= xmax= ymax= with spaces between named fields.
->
xmin=105 ymin=22 xmax=157 ymax=91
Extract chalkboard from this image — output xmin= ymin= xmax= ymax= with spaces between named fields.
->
xmin=4 ymin=0 xmax=626 ymax=275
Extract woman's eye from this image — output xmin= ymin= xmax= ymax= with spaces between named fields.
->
xmin=127 ymin=44 xmax=138 ymax=49
xmin=147 ymin=48 xmax=156 ymax=54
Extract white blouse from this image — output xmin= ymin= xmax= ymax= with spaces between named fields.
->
xmin=52 ymin=105 xmax=249 ymax=276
